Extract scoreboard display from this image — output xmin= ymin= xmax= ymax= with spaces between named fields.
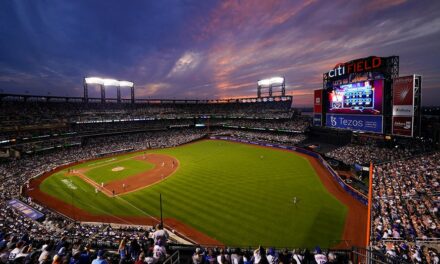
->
xmin=330 ymin=82 xmax=374 ymax=110
xmin=327 ymin=79 xmax=383 ymax=115
xmin=325 ymin=79 xmax=384 ymax=133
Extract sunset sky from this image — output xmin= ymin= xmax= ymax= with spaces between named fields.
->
xmin=0 ymin=0 xmax=439 ymax=106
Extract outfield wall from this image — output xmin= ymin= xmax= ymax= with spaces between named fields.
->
xmin=209 ymin=136 xmax=368 ymax=205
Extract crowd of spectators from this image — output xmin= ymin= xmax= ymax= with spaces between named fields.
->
xmin=190 ymin=246 xmax=347 ymax=264
xmin=210 ymin=117 xmax=310 ymax=133
xmin=371 ymin=151 xmax=440 ymax=263
xmin=0 ymin=117 xmax=310 ymax=143
xmin=0 ymin=223 xmax=172 ymax=264
xmin=369 ymin=242 xmax=438 ymax=264
xmin=213 ymin=129 xmax=307 ymax=146
xmin=325 ymin=144 xmax=416 ymax=166
xmin=0 ymin=100 xmax=293 ymax=128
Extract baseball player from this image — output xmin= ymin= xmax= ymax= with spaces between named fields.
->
xmin=292 ymin=196 xmax=298 ymax=207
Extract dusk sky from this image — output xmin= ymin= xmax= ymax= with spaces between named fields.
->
xmin=0 ymin=0 xmax=439 ymax=106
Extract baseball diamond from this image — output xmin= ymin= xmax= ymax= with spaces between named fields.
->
xmin=27 ymin=139 xmax=366 ymax=248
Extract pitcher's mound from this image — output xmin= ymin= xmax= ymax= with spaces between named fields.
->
xmin=111 ymin=166 xmax=125 ymax=172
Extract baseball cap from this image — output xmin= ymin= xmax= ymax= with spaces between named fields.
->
xmin=314 ymin=246 xmax=322 ymax=254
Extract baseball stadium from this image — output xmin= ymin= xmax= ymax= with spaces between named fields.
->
xmin=1 ymin=1 xmax=440 ymax=264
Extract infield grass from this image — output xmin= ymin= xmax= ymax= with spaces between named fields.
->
xmin=84 ymin=159 xmax=155 ymax=184
xmin=40 ymin=140 xmax=347 ymax=248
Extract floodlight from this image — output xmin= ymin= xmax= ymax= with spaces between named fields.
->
xmin=119 ymin=81 xmax=134 ymax=87
xmin=258 ymin=79 xmax=271 ymax=86
xmin=85 ymin=77 xmax=104 ymax=85
xmin=269 ymin=77 xmax=284 ymax=84
xmin=258 ymin=77 xmax=284 ymax=86
xmin=102 ymin=79 xmax=120 ymax=86
xmin=85 ymin=77 xmax=134 ymax=87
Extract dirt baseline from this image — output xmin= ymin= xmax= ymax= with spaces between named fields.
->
xmin=70 ymin=154 xmax=179 ymax=196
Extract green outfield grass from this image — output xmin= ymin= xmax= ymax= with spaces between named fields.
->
xmin=84 ymin=159 xmax=155 ymax=184
xmin=40 ymin=140 xmax=347 ymax=248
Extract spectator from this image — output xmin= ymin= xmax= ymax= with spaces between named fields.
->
xmin=129 ymin=239 xmax=141 ymax=261
xmin=217 ymin=248 xmax=230 ymax=264
xmin=153 ymin=225 xmax=169 ymax=247
xmin=118 ymin=238 xmax=128 ymax=264
xmin=291 ymin=249 xmax=303 ymax=264
xmin=152 ymin=242 xmax=166 ymax=263
xmin=38 ymin=244 xmax=51 ymax=264
xmin=313 ymin=247 xmax=327 ymax=264
xmin=253 ymin=246 xmax=269 ymax=264
xmin=91 ymin=250 xmax=108 ymax=264
xmin=230 ymin=248 xmax=243 ymax=264
xmin=192 ymin=248 xmax=203 ymax=264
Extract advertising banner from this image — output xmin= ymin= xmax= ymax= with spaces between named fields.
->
xmin=325 ymin=114 xmax=383 ymax=133
xmin=392 ymin=116 xmax=413 ymax=137
xmin=393 ymin=76 xmax=414 ymax=116
xmin=8 ymin=199 xmax=44 ymax=220
xmin=313 ymin=114 xmax=322 ymax=126
xmin=392 ymin=75 xmax=415 ymax=137
xmin=313 ymin=89 xmax=323 ymax=114
xmin=392 ymin=76 xmax=414 ymax=116
xmin=393 ymin=76 xmax=414 ymax=105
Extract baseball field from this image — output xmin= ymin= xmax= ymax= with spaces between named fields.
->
xmin=32 ymin=140 xmax=355 ymax=248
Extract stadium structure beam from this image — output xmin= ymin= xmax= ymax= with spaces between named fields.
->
xmin=83 ymin=78 xmax=88 ymax=103
xmin=117 ymin=86 xmax=121 ymax=103
xmin=100 ymin=84 xmax=105 ymax=103
xmin=84 ymin=77 xmax=134 ymax=104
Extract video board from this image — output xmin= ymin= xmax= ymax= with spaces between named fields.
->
xmin=327 ymin=79 xmax=383 ymax=115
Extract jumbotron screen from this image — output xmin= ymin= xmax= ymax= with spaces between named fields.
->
xmin=327 ymin=79 xmax=383 ymax=115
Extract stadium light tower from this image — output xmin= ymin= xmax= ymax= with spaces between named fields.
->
xmin=84 ymin=77 xmax=134 ymax=103
xmin=257 ymin=76 xmax=285 ymax=97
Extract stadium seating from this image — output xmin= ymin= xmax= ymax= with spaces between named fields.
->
xmin=371 ymin=152 xmax=440 ymax=262
xmin=1 ymin=99 xmax=439 ymax=264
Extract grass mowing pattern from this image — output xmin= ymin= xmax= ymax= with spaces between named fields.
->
xmin=40 ymin=140 xmax=347 ymax=248
xmin=84 ymin=159 xmax=155 ymax=184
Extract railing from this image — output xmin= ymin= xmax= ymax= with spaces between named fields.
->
xmin=352 ymin=247 xmax=412 ymax=264
xmin=163 ymin=250 xmax=180 ymax=264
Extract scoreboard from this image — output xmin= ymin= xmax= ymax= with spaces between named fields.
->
xmin=327 ymin=80 xmax=383 ymax=115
